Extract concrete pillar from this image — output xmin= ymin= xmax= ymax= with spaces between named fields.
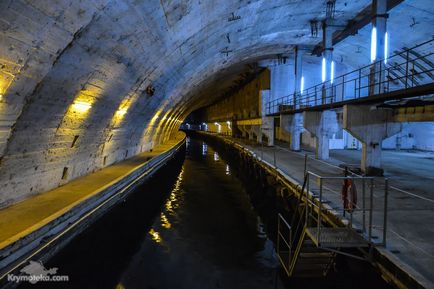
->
xmin=293 ymin=46 xmax=303 ymax=109
xmin=239 ymin=125 xmax=248 ymax=138
xmin=322 ymin=20 xmax=334 ymax=104
xmin=281 ymin=113 xmax=303 ymax=151
xmin=369 ymin=0 xmax=388 ymax=95
xmin=247 ymin=126 xmax=255 ymax=141
xmin=343 ymin=104 xmax=401 ymax=175
xmin=250 ymin=126 xmax=261 ymax=143
xmin=261 ymin=90 xmax=274 ymax=146
xmin=303 ymin=110 xmax=339 ymax=160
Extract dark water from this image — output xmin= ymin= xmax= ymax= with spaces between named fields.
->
xmin=17 ymin=138 xmax=282 ymax=289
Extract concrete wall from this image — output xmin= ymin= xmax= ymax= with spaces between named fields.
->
xmin=383 ymin=122 xmax=434 ymax=151
xmin=0 ymin=0 xmax=432 ymax=208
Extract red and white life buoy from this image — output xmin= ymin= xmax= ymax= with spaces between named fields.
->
xmin=341 ymin=178 xmax=357 ymax=213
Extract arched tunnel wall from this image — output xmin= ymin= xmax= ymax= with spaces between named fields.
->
xmin=0 ymin=0 xmax=432 ymax=209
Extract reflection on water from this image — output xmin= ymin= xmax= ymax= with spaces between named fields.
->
xmin=202 ymin=142 xmax=208 ymax=155
xmin=214 ymin=151 xmax=219 ymax=161
xmin=121 ymin=137 xmax=282 ymax=289
xmin=160 ymin=212 xmax=171 ymax=229
xmin=17 ymin=137 xmax=281 ymax=289
xmin=148 ymin=228 xmax=162 ymax=244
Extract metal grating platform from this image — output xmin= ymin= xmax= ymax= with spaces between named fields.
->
xmin=305 ymin=227 xmax=369 ymax=248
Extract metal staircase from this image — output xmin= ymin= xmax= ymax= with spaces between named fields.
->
xmin=277 ymin=171 xmax=388 ymax=279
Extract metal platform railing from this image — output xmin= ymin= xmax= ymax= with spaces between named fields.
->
xmin=267 ymin=38 xmax=434 ymax=115
xmin=304 ymin=171 xmax=389 ymax=247
xmin=276 ymin=170 xmax=389 ymax=277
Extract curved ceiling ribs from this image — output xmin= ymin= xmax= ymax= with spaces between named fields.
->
xmin=0 ymin=0 xmax=432 ymax=206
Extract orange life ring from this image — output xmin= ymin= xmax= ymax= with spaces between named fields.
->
xmin=341 ymin=178 xmax=357 ymax=212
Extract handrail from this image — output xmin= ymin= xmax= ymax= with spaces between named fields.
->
xmin=304 ymin=170 xmax=388 ymax=246
xmin=267 ymin=38 xmax=434 ymax=115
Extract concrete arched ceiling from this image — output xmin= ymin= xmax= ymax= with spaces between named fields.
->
xmin=0 ymin=0 xmax=432 ymax=206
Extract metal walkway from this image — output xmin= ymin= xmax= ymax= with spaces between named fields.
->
xmin=267 ymin=38 xmax=434 ymax=116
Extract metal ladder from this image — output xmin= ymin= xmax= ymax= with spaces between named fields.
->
xmin=277 ymin=173 xmax=336 ymax=278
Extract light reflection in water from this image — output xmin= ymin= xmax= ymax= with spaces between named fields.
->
xmin=149 ymin=167 xmax=185 ymax=245
xmin=164 ymin=167 xmax=184 ymax=215
xmin=202 ymin=142 xmax=208 ymax=155
xmin=148 ymin=228 xmax=162 ymax=243
xmin=160 ymin=212 xmax=171 ymax=229
xmin=225 ymin=164 xmax=230 ymax=175
xmin=213 ymin=151 xmax=219 ymax=161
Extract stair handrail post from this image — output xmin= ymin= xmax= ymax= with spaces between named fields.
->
xmin=341 ymin=74 xmax=345 ymax=102
xmin=368 ymin=178 xmax=374 ymax=242
xmin=358 ymin=69 xmax=361 ymax=98
xmin=305 ymin=173 xmax=310 ymax=228
xmin=362 ymin=178 xmax=366 ymax=234
xmin=318 ymin=177 xmax=323 ymax=244
xmin=405 ymin=50 xmax=409 ymax=89
xmin=277 ymin=215 xmax=281 ymax=264
xmin=289 ymin=225 xmax=292 ymax=265
xmin=383 ymin=178 xmax=389 ymax=247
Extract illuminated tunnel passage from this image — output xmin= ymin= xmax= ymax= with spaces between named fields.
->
xmin=16 ymin=137 xmax=281 ymax=289
xmin=16 ymin=136 xmax=393 ymax=289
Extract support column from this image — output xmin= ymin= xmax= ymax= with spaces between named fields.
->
xmin=343 ymin=104 xmax=401 ymax=175
xmin=261 ymin=90 xmax=274 ymax=146
xmin=303 ymin=110 xmax=339 ymax=160
xmin=281 ymin=113 xmax=303 ymax=151
xmin=321 ymin=20 xmax=334 ymax=104
xmin=369 ymin=0 xmax=388 ymax=95
xmin=293 ymin=46 xmax=303 ymax=109
xmin=247 ymin=126 xmax=255 ymax=141
xmin=250 ymin=126 xmax=261 ymax=143
xmin=239 ymin=125 xmax=248 ymax=138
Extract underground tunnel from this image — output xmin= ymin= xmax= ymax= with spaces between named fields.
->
xmin=0 ymin=0 xmax=433 ymax=288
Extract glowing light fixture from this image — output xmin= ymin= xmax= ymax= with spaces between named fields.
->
xmin=300 ymin=76 xmax=305 ymax=94
xmin=72 ymin=101 xmax=91 ymax=112
xmin=370 ymin=27 xmax=377 ymax=63
xmin=321 ymin=57 xmax=326 ymax=83
xmin=330 ymin=61 xmax=335 ymax=84
xmin=384 ymin=31 xmax=389 ymax=64
xmin=116 ymin=108 xmax=127 ymax=117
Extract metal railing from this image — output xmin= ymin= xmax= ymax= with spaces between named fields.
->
xmin=267 ymin=38 xmax=434 ymax=115
xmin=305 ymin=171 xmax=389 ymax=246
xmin=277 ymin=213 xmax=293 ymax=276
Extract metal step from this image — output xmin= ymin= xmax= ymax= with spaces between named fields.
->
xmin=306 ymin=227 xmax=369 ymax=248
